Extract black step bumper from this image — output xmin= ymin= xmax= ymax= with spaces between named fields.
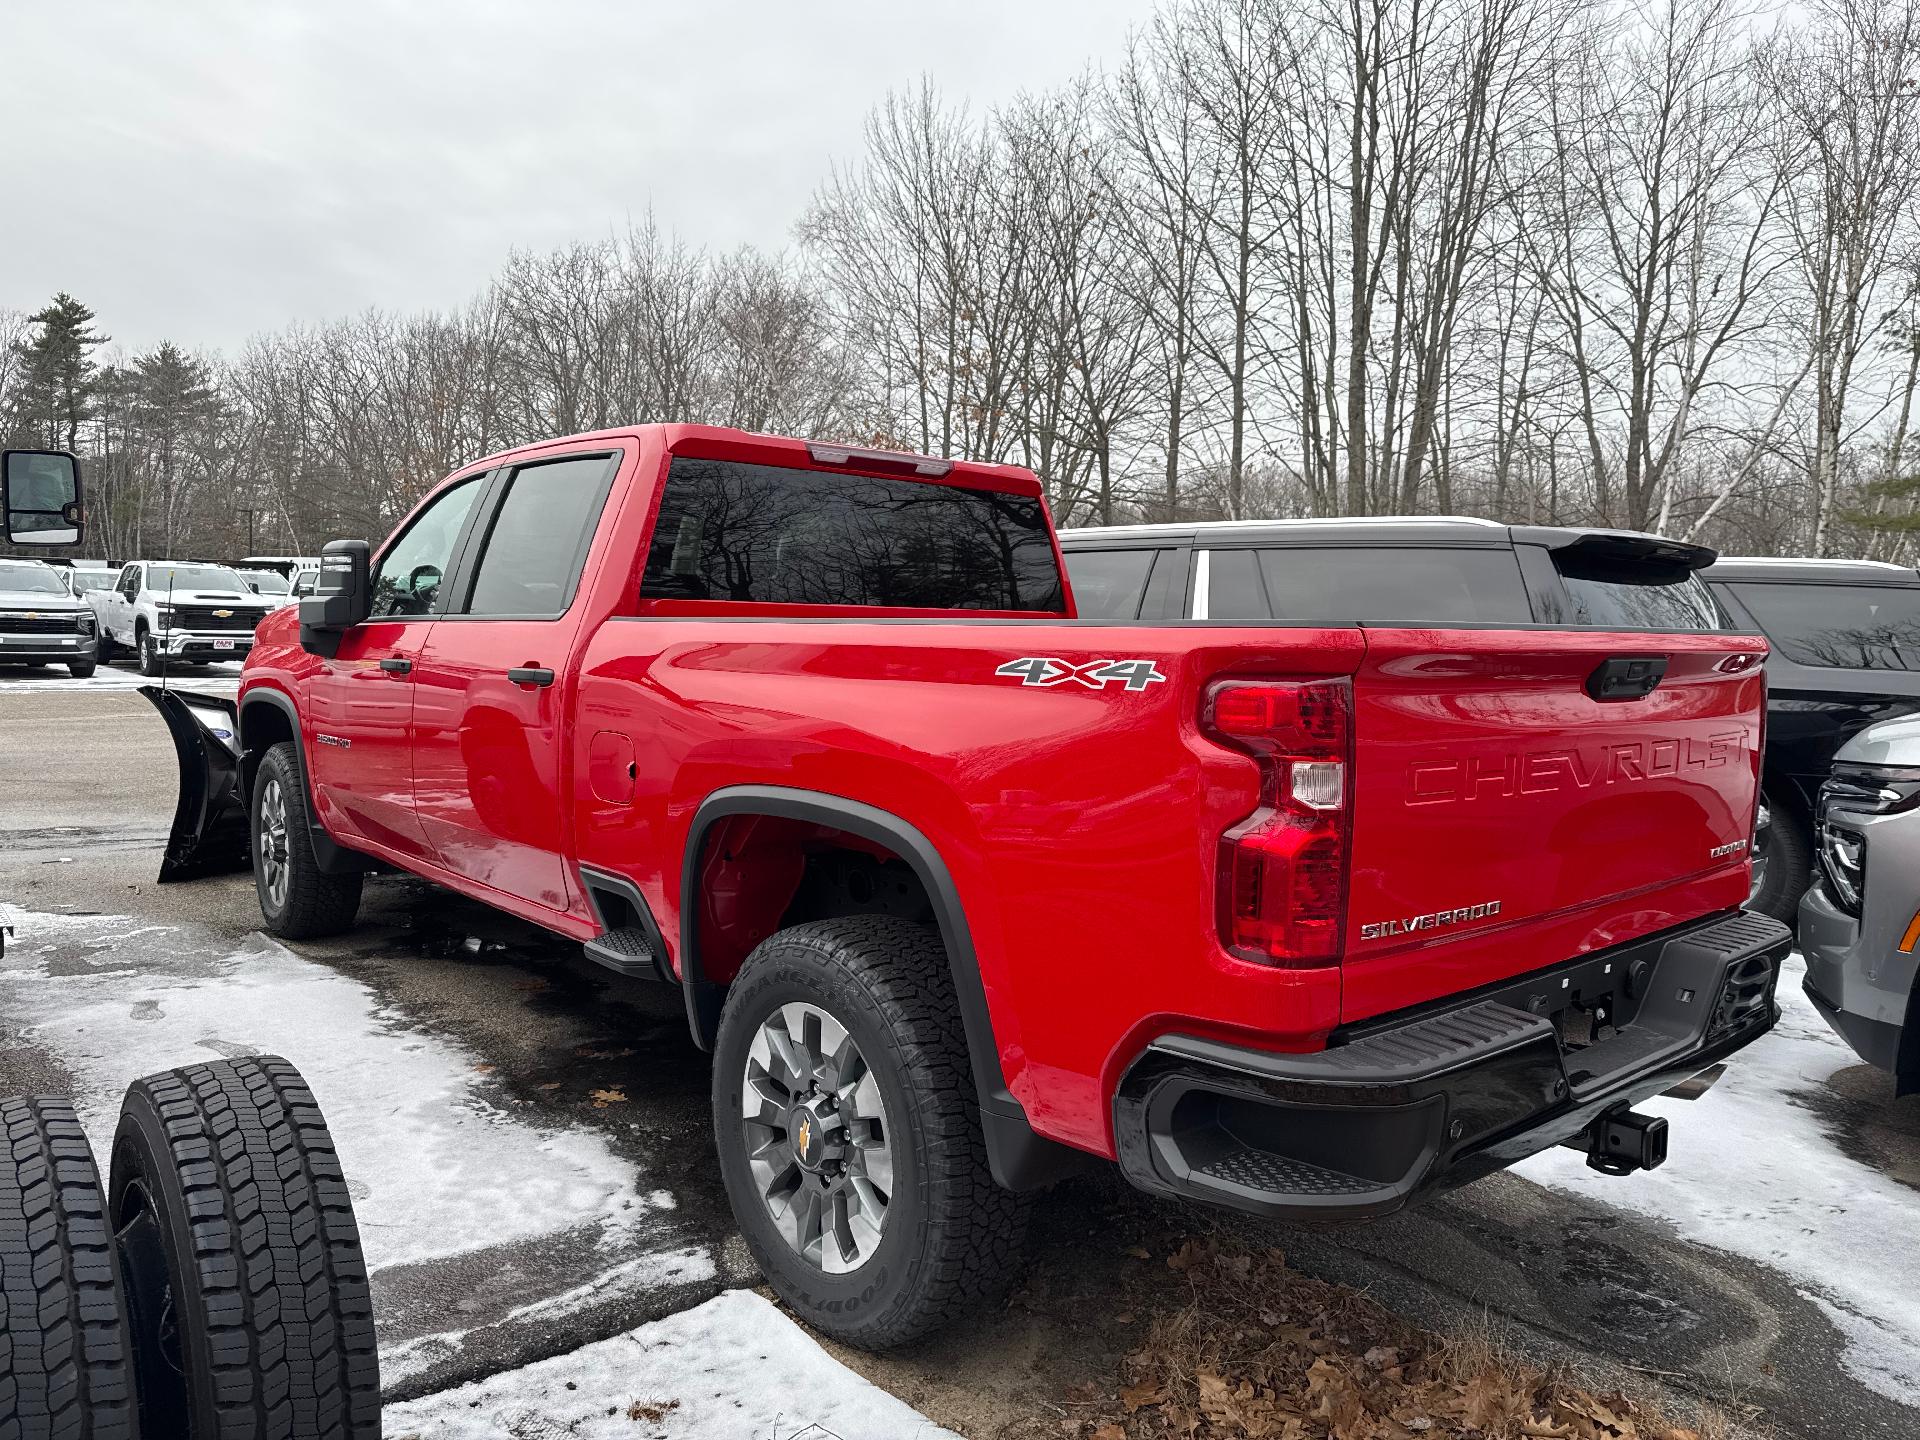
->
xmin=1112 ymin=909 xmax=1788 ymax=1222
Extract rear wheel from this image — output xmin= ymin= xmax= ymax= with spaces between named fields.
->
xmin=0 ymin=1096 xmax=139 ymax=1440
xmin=109 ymin=1056 xmax=379 ymax=1440
xmin=712 ymin=916 xmax=1028 ymax=1348
xmin=252 ymin=742 xmax=362 ymax=939
xmin=1748 ymin=782 xmax=1812 ymax=921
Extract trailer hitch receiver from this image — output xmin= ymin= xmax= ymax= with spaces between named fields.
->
xmin=1570 ymin=1105 xmax=1668 ymax=1177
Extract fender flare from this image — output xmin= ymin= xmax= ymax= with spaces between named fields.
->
xmin=680 ymin=784 xmax=1088 ymax=1191
xmin=238 ymin=688 xmax=370 ymax=877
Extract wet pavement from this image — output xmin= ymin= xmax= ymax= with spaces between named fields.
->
xmin=4 ymin=680 xmax=1920 ymax=1437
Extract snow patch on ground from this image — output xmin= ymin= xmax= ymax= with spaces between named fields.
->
xmin=0 ymin=908 xmax=672 ymax=1272
xmin=1517 ymin=954 xmax=1920 ymax=1406
xmin=382 ymin=1289 xmax=959 ymax=1440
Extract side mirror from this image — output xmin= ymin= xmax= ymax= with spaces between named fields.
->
xmin=2 ymin=449 xmax=83 ymax=546
xmin=298 ymin=539 xmax=371 ymax=656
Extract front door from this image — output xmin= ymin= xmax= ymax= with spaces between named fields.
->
xmin=303 ymin=474 xmax=485 ymax=860
xmin=410 ymin=451 xmax=619 ymax=917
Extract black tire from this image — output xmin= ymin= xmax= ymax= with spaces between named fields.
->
xmin=251 ymin=742 xmax=362 ymax=939
xmin=712 ymin=916 xmax=1029 ymax=1348
xmin=1749 ymin=781 xmax=1813 ymax=922
xmin=108 ymin=1056 xmax=379 ymax=1440
xmin=135 ymin=630 xmax=162 ymax=678
xmin=0 ymin=1096 xmax=139 ymax=1440
xmin=69 ymin=659 xmax=97 ymax=679
xmin=95 ymin=631 xmax=115 ymax=663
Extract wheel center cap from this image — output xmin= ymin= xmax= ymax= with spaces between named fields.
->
xmin=789 ymin=1097 xmax=843 ymax=1172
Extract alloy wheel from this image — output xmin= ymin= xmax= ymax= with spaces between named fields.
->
xmin=258 ymin=776 xmax=290 ymax=909
xmin=740 ymin=1000 xmax=894 ymax=1274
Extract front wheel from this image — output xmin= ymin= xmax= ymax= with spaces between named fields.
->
xmin=136 ymin=629 xmax=163 ymax=677
xmin=69 ymin=658 xmax=96 ymax=678
xmin=252 ymin=741 xmax=362 ymax=938
xmin=712 ymin=916 xmax=1028 ymax=1348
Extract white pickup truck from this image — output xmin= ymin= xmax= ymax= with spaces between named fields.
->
xmin=89 ymin=560 xmax=279 ymax=674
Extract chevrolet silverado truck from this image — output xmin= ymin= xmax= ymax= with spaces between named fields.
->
xmin=147 ymin=424 xmax=1789 ymax=1347
xmin=90 ymin=558 xmax=279 ymax=674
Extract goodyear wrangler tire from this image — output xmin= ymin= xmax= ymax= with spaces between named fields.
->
xmin=252 ymin=742 xmax=362 ymax=940
xmin=108 ymin=1056 xmax=379 ymax=1440
xmin=0 ymin=1097 xmax=138 ymax=1440
xmin=713 ymin=916 xmax=1030 ymax=1348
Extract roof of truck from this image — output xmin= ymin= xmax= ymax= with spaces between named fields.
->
xmin=465 ymin=424 xmax=1046 ymax=498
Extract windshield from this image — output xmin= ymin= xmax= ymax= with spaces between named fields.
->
xmin=67 ymin=569 xmax=117 ymax=593
xmin=243 ymin=570 xmax=290 ymax=594
xmin=150 ymin=564 xmax=252 ymax=592
xmin=1732 ymin=582 xmax=1920 ymax=670
xmin=0 ymin=562 xmax=69 ymax=595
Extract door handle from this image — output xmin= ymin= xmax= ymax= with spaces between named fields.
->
xmin=507 ymin=666 xmax=555 ymax=687
xmin=379 ymin=657 xmax=412 ymax=674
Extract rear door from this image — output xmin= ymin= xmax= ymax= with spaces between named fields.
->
xmin=304 ymin=473 xmax=486 ymax=860
xmin=1341 ymin=543 xmax=1764 ymax=1021
xmin=409 ymin=450 xmax=620 ymax=916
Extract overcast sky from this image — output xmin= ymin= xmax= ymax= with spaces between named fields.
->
xmin=2 ymin=0 xmax=1159 ymax=359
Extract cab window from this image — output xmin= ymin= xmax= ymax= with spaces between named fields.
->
xmin=462 ymin=455 xmax=618 ymax=617
xmin=369 ymin=477 xmax=483 ymax=618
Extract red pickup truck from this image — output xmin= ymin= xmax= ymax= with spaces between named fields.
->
xmin=151 ymin=424 xmax=1788 ymax=1347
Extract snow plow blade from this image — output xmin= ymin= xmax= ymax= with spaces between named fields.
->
xmin=139 ymin=685 xmax=251 ymax=882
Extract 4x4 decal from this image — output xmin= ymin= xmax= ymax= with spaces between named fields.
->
xmin=994 ymin=657 xmax=1168 ymax=692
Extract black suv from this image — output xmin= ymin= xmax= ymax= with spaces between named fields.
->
xmin=1700 ymin=558 xmax=1920 ymax=918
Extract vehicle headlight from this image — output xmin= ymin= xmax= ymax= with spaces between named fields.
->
xmin=76 ymin=610 xmax=94 ymax=632
xmin=1823 ymin=762 xmax=1920 ymax=817
xmin=1816 ymin=763 xmax=1920 ymax=916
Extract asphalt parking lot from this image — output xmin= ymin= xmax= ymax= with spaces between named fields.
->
xmin=4 ymin=667 xmax=1920 ymax=1438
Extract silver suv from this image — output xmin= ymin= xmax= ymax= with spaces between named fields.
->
xmin=1800 ymin=713 xmax=1920 ymax=1093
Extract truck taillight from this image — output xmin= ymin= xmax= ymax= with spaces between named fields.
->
xmin=1202 ymin=678 xmax=1352 ymax=967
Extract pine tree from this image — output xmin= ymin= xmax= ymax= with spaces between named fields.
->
xmin=8 ymin=293 xmax=108 ymax=450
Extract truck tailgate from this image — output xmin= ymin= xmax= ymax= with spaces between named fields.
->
xmin=1341 ymin=628 xmax=1766 ymax=1022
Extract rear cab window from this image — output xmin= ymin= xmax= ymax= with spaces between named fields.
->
xmin=641 ymin=457 xmax=1065 ymax=613
xmin=1729 ymin=582 xmax=1920 ymax=668
xmin=1536 ymin=548 xmax=1724 ymax=631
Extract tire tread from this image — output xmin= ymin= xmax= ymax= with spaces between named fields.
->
xmin=0 ymin=1095 xmax=138 ymax=1440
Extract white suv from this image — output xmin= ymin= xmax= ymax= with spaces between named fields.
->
xmin=90 ymin=561 xmax=279 ymax=675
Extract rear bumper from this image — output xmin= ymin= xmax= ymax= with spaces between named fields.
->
xmin=1112 ymin=909 xmax=1787 ymax=1221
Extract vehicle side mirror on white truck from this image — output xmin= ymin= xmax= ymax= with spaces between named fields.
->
xmin=1 ymin=449 xmax=84 ymax=546
xmin=298 ymin=538 xmax=370 ymax=657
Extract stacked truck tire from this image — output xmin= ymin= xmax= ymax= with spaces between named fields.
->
xmin=0 ymin=1057 xmax=379 ymax=1439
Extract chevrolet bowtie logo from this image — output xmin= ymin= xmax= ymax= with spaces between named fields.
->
xmin=23 ymin=612 xmax=37 ymax=620
xmin=797 ymin=1116 xmax=812 ymax=1159
xmin=213 ymin=609 xmax=233 ymax=618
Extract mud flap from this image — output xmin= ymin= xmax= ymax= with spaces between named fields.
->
xmin=138 ymin=685 xmax=251 ymax=882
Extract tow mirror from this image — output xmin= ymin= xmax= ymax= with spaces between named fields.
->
xmin=299 ymin=539 xmax=371 ymax=655
xmin=2 ymin=449 xmax=83 ymax=546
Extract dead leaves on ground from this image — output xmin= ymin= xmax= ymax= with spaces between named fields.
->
xmin=1067 ymin=1240 xmax=1714 ymax=1440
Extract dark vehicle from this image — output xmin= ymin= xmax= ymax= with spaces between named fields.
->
xmin=1702 ymin=558 xmax=1920 ymax=920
